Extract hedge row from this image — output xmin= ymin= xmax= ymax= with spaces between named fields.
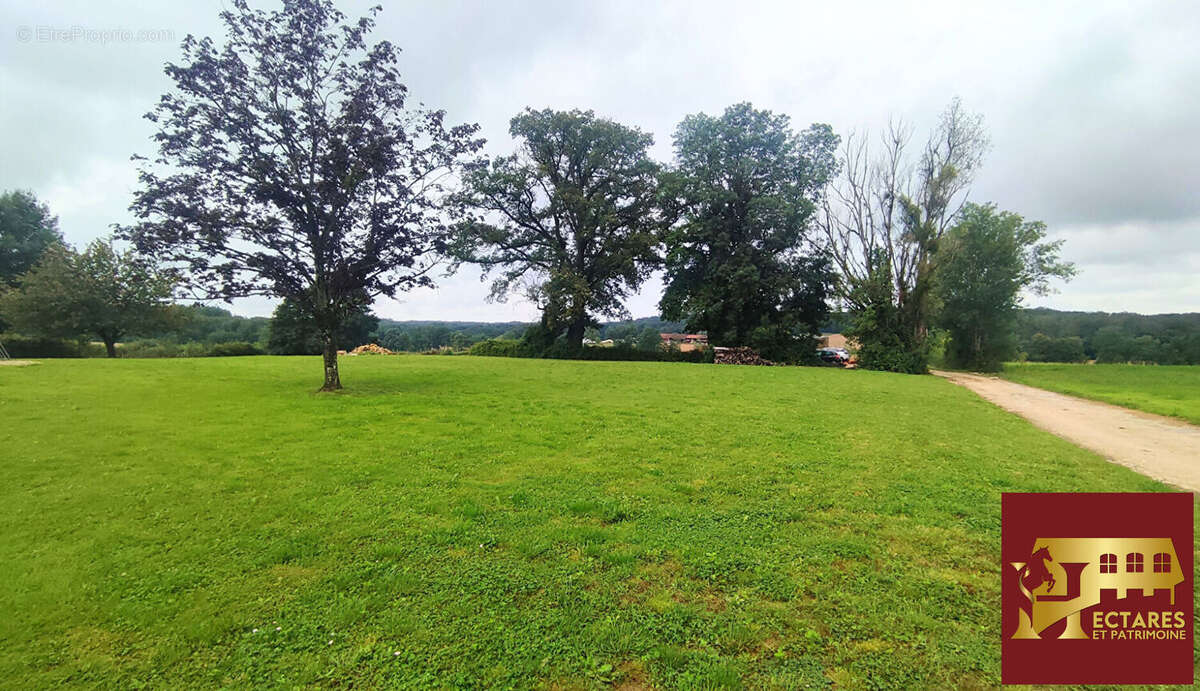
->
xmin=119 ymin=340 xmax=264 ymax=358
xmin=468 ymin=338 xmax=712 ymax=363
xmin=0 ymin=335 xmax=263 ymax=358
xmin=0 ymin=336 xmax=103 ymax=358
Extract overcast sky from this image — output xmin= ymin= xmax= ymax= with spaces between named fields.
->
xmin=2 ymin=0 xmax=1197 ymax=321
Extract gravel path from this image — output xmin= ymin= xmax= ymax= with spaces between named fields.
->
xmin=933 ymin=370 xmax=1200 ymax=492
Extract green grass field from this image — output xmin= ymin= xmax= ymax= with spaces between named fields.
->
xmin=1000 ymin=363 xmax=1200 ymax=425
xmin=1 ymin=356 xmax=1193 ymax=688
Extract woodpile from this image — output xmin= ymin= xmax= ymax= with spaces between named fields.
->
xmin=713 ymin=346 xmax=775 ymax=366
xmin=347 ymin=343 xmax=394 ymax=355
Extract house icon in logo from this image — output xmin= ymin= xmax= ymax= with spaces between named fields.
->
xmin=1010 ymin=537 xmax=1184 ymax=639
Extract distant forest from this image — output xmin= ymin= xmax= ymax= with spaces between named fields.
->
xmin=153 ymin=305 xmax=271 ymax=344
xmin=1013 ymin=308 xmax=1200 ymax=364
xmin=135 ymin=308 xmax=689 ymax=354
xmin=138 ymin=305 xmax=1200 ymax=365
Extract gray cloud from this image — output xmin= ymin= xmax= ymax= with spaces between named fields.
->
xmin=1 ymin=0 xmax=1196 ymax=319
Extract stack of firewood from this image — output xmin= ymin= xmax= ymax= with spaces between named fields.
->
xmin=713 ymin=346 xmax=775 ymax=366
xmin=348 ymin=343 xmax=395 ymax=355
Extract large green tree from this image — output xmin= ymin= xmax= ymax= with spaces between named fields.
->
xmin=0 ymin=190 xmax=63 ymax=287
xmin=659 ymin=103 xmax=838 ymax=360
xmin=453 ymin=108 xmax=665 ymax=350
xmin=935 ymin=203 xmax=1075 ymax=370
xmin=124 ymin=0 xmax=483 ymax=390
xmin=0 ymin=239 xmax=175 ymax=357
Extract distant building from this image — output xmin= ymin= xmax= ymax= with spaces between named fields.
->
xmin=818 ymin=333 xmax=852 ymax=350
xmin=660 ymin=333 xmax=708 ymax=352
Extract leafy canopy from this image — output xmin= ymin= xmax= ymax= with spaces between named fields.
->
xmin=659 ymin=102 xmax=839 ymax=360
xmin=936 ymin=203 xmax=1075 ymax=370
xmin=0 ymin=190 xmax=63 ymax=287
xmin=0 ymin=239 xmax=175 ymax=356
xmin=453 ymin=108 xmax=665 ymax=348
xmin=123 ymin=0 xmax=483 ymax=387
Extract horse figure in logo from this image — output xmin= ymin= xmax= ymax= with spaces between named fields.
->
xmin=1020 ymin=546 xmax=1056 ymax=594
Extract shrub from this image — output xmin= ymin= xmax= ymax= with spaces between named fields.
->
xmin=0 ymin=335 xmax=101 ymax=358
xmin=853 ymin=340 xmax=929 ymax=374
xmin=119 ymin=340 xmax=197 ymax=358
xmin=207 ymin=341 xmax=263 ymax=357
xmin=469 ymin=339 xmax=529 ymax=358
xmin=118 ymin=340 xmax=263 ymax=358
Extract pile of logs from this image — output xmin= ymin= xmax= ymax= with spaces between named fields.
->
xmin=347 ymin=343 xmax=395 ymax=355
xmin=713 ymin=346 xmax=775 ymax=366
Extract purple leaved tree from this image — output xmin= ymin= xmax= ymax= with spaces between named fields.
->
xmin=124 ymin=0 xmax=483 ymax=390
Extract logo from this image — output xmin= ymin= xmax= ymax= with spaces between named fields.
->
xmin=1002 ymin=493 xmax=1193 ymax=684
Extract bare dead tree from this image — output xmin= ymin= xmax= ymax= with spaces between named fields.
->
xmin=818 ymin=99 xmax=988 ymax=368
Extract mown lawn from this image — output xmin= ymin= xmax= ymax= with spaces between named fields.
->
xmin=0 ymin=356 xmax=1193 ymax=689
xmin=1000 ymin=362 xmax=1200 ymax=425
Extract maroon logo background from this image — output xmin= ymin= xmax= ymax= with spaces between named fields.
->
xmin=1002 ymin=492 xmax=1193 ymax=685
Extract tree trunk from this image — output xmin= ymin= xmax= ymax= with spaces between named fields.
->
xmin=566 ymin=316 xmax=587 ymax=351
xmin=103 ymin=337 xmax=118 ymax=358
xmin=320 ymin=336 xmax=342 ymax=391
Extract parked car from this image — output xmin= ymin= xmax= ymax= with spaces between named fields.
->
xmin=817 ymin=347 xmax=851 ymax=365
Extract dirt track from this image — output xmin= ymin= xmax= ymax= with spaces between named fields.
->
xmin=933 ymin=370 xmax=1200 ymax=492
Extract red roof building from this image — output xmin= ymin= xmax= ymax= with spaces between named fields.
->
xmin=660 ymin=333 xmax=708 ymax=352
